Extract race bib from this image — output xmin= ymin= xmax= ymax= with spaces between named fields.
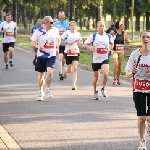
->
xmin=6 ymin=32 xmax=13 ymax=36
xmin=96 ymin=47 xmax=108 ymax=54
xmin=67 ymin=48 xmax=78 ymax=56
xmin=44 ymin=42 xmax=54 ymax=49
xmin=116 ymin=44 xmax=124 ymax=52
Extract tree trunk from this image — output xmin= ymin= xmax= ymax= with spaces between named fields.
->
xmin=32 ymin=0 xmax=36 ymax=24
xmin=21 ymin=3 xmax=28 ymax=28
xmin=113 ymin=0 xmax=116 ymax=23
xmin=135 ymin=12 xmax=140 ymax=31
xmin=125 ymin=16 xmax=129 ymax=30
xmin=146 ymin=11 xmax=150 ymax=30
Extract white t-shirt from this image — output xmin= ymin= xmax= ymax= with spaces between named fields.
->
xmin=84 ymin=32 xmax=114 ymax=63
xmin=30 ymin=27 xmax=59 ymax=58
xmin=125 ymin=49 xmax=150 ymax=93
xmin=61 ymin=30 xmax=82 ymax=55
xmin=0 ymin=21 xmax=16 ymax=43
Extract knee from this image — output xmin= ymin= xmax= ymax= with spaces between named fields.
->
xmin=138 ymin=117 xmax=146 ymax=124
xmin=93 ymin=77 xmax=99 ymax=83
xmin=73 ymin=66 xmax=77 ymax=72
xmin=103 ymin=73 xmax=108 ymax=78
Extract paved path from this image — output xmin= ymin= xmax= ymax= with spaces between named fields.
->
xmin=0 ymin=45 xmax=149 ymax=150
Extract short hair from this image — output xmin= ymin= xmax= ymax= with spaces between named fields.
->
xmin=58 ymin=11 xmax=65 ymax=15
xmin=37 ymin=19 xmax=42 ymax=22
xmin=6 ymin=13 xmax=11 ymax=17
xmin=43 ymin=16 xmax=52 ymax=23
xmin=97 ymin=21 xmax=105 ymax=26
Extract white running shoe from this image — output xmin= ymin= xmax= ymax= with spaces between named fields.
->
xmin=113 ymin=79 xmax=117 ymax=85
xmin=101 ymin=88 xmax=108 ymax=97
xmin=37 ymin=91 xmax=44 ymax=101
xmin=45 ymin=88 xmax=53 ymax=98
xmin=72 ymin=84 xmax=77 ymax=90
xmin=138 ymin=140 xmax=147 ymax=150
xmin=93 ymin=91 xmax=100 ymax=100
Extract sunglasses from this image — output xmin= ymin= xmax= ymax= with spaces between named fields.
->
xmin=49 ymin=22 xmax=54 ymax=24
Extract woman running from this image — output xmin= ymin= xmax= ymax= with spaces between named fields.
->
xmin=125 ymin=30 xmax=150 ymax=150
xmin=113 ymin=21 xmax=130 ymax=85
xmin=61 ymin=21 xmax=83 ymax=90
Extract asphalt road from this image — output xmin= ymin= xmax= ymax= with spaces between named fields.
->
xmin=0 ymin=44 xmax=149 ymax=150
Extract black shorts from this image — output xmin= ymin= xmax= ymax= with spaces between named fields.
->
xmin=3 ymin=42 xmax=15 ymax=53
xmin=64 ymin=53 xmax=79 ymax=65
xmin=92 ymin=59 xmax=109 ymax=71
xmin=35 ymin=56 xmax=56 ymax=72
xmin=133 ymin=92 xmax=150 ymax=116
xmin=59 ymin=45 xmax=65 ymax=54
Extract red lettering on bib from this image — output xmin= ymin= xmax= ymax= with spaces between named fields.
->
xmin=96 ymin=48 xmax=108 ymax=54
xmin=116 ymin=44 xmax=124 ymax=52
xmin=6 ymin=32 xmax=13 ymax=36
xmin=134 ymin=79 xmax=150 ymax=91
xmin=67 ymin=48 xmax=78 ymax=56
xmin=44 ymin=42 xmax=54 ymax=49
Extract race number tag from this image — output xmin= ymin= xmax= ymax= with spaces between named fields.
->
xmin=116 ymin=44 xmax=124 ymax=52
xmin=67 ymin=48 xmax=78 ymax=56
xmin=6 ymin=32 xmax=13 ymax=36
xmin=96 ymin=47 xmax=108 ymax=54
xmin=44 ymin=42 xmax=54 ymax=49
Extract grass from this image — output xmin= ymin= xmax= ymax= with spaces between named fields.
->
xmin=79 ymin=52 xmax=127 ymax=75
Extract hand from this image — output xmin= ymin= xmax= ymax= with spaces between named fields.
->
xmin=3 ymin=29 xmax=7 ymax=32
xmin=146 ymin=70 xmax=150 ymax=75
xmin=89 ymin=46 xmax=95 ymax=52
xmin=132 ymin=67 xmax=138 ymax=74
xmin=56 ymin=48 xmax=59 ymax=55
xmin=67 ymin=41 xmax=74 ymax=45
xmin=126 ymin=38 xmax=130 ymax=44
xmin=38 ymin=45 xmax=44 ymax=50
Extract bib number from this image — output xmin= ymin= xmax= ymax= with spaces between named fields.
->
xmin=96 ymin=48 xmax=108 ymax=54
xmin=67 ymin=48 xmax=78 ymax=56
xmin=6 ymin=32 xmax=13 ymax=36
xmin=44 ymin=42 xmax=54 ymax=49
xmin=116 ymin=44 xmax=124 ymax=52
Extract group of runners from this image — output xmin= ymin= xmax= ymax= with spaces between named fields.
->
xmin=0 ymin=12 xmax=150 ymax=150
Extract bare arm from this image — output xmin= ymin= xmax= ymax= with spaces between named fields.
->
xmin=83 ymin=43 xmax=95 ymax=52
xmin=124 ymin=31 xmax=130 ymax=44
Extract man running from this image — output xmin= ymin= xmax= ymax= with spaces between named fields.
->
xmin=83 ymin=21 xmax=114 ymax=100
xmin=112 ymin=21 xmax=130 ymax=85
xmin=30 ymin=19 xmax=42 ymax=65
xmin=125 ymin=30 xmax=150 ymax=150
xmin=31 ymin=16 xmax=59 ymax=101
xmin=0 ymin=13 xmax=17 ymax=69
xmin=54 ymin=11 xmax=69 ymax=80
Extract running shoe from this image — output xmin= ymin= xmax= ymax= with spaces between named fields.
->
xmin=72 ymin=84 xmax=77 ymax=90
xmin=5 ymin=64 xmax=8 ymax=69
xmin=45 ymin=88 xmax=53 ymax=98
xmin=117 ymin=79 xmax=121 ymax=85
xmin=59 ymin=74 xmax=64 ymax=80
xmin=138 ymin=139 xmax=147 ymax=150
xmin=37 ymin=91 xmax=44 ymax=101
xmin=9 ymin=61 xmax=14 ymax=67
xmin=113 ymin=79 xmax=117 ymax=85
xmin=101 ymin=88 xmax=108 ymax=97
xmin=93 ymin=91 xmax=100 ymax=100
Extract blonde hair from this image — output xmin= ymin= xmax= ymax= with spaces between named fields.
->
xmin=69 ymin=21 xmax=77 ymax=26
xmin=43 ymin=16 xmax=52 ymax=23
xmin=97 ymin=21 xmax=105 ymax=26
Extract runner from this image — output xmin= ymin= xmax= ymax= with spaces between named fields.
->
xmin=112 ymin=20 xmax=130 ymax=85
xmin=30 ymin=19 xmax=42 ymax=65
xmin=61 ymin=21 xmax=83 ymax=90
xmin=125 ymin=30 xmax=150 ymax=150
xmin=30 ymin=16 xmax=59 ymax=101
xmin=0 ymin=13 xmax=17 ymax=69
xmin=83 ymin=21 xmax=114 ymax=100
xmin=54 ymin=11 xmax=69 ymax=80
xmin=106 ymin=22 xmax=116 ymax=41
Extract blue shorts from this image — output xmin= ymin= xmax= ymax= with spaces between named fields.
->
xmin=35 ymin=56 xmax=56 ymax=72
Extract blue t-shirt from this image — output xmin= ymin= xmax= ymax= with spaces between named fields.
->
xmin=30 ymin=25 xmax=40 ymax=34
xmin=54 ymin=20 xmax=69 ymax=46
